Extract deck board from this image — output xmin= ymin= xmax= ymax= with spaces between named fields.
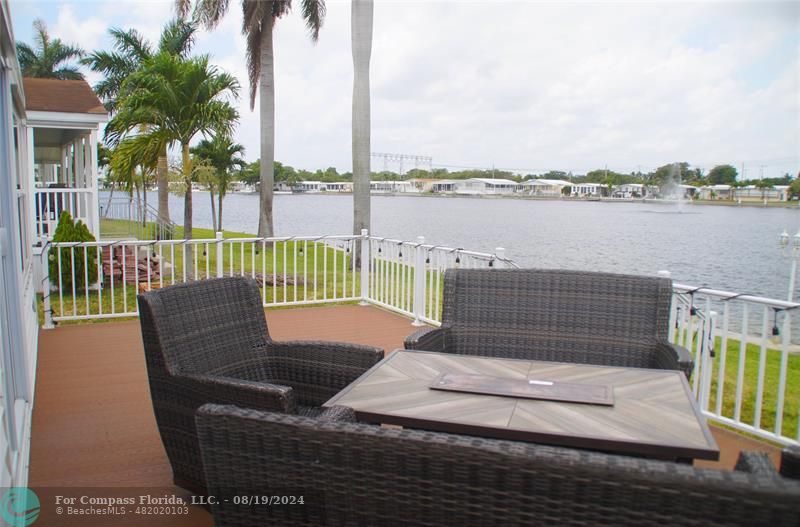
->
xmin=30 ymin=304 xmax=781 ymax=526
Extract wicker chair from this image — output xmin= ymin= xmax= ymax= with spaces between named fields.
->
xmin=137 ymin=277 xmax=384 ymax=495
xmin=195 ymin=403 xmax=800 ymax=527
xmin=406 ymin=268 xmax=693 ymax=377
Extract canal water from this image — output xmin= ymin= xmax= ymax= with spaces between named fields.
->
xmin=117 ymin=191 xmax=800 ymax=302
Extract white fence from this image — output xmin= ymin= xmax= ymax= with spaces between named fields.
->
xmin=669 ymin=283 xmax=799 ymax=447
xmin=38 ymin=230 xmax=798 ymax=447
xmin=34 ymin=188 xmax=97 ymax=238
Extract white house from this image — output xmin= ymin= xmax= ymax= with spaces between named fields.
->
xmin=733 ymin=185 xmax=790 ymax=202
xmin=698 ymin=184 xmax=733 ymax=200
xmin=0 ymin=0 xmax=43 ymax=489
xmin=612 ymin=183 xmax=650 ymax=199
xmin=455 ymin=178 xmax=518 ymax=195
xmin=370 ymin=180 xmax=418 ymax=193
xmin=570 ymin=183 xmax=608 ymax=197
xmin=522 ymin=179 xmax=571 ymax=197
xmin=431 ymin=180 xmax=457 ymax=193
xmin=24 ymin=78 xmax=107 ymax=240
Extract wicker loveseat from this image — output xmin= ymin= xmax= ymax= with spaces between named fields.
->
xmin=137 ymin=277 xmax=384 ymax=495
xmin=195 ymin=403 xmax=800 ymax=527
xmin=406 ymin=268 xmax=693 ymax=377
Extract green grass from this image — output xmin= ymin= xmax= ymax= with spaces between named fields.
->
xmin=44 ymin=224 xmax=362 ymax=324
xmin=704 ymin=335 xmax=799 ymax=439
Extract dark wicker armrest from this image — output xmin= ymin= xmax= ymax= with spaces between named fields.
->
xmin=267 ymin=341 xmax=384 ymax=406
xmin=180 ymin=373 xmax=297 ymax=414
xmin=404 ymin=326 xmax=447 ymax=351
xmin=317 ymin=404 xmax=357 ymax=423
xmin=653 ymin=341 xmax=694 ymax=378
xmin=780 ymin=446 xmax=800 ymax=480
xmin=734 ymin=451 xmax=780 ymax=478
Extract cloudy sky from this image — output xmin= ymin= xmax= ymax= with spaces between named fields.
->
xmin=9 ymin=0 xmax=800 ymax=178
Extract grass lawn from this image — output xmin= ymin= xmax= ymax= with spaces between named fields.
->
xmin=45 ymin=222 xmax=361 ymax=324
xmin=706 ymin=335 xmax=799 ymax=440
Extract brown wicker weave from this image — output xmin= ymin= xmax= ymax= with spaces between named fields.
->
xmin=406 ymin=268 xmax=693 ymax=377
xmin=195 ymin=403 xmax=800 ymax=527
xmin=137 ymin=277 xmax=384 ymax=495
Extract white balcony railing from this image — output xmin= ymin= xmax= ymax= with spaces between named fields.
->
xmin=37 ymin=230 xmax=799 ymax=448
xmin=34 ymin=188 xmax=97 ymax=239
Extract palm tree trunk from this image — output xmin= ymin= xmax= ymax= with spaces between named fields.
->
xmin=182 ymin=143 xmax=193 ymax=277
xmin=257 ymin=19 xmax=276 ymax=239
xmin=352 ymin=0 xmax=374 ymax=266
xmin=218 ymin=191 xmax=224 ymax=232
xmin=142 ymin=177 xmax=148 ymax=227
xmin=209 ymin=185 xmax=217 ymax=232
xmin=157 ymin=145 xmax=170 ymax=225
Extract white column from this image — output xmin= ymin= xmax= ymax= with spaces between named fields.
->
xmin=87 ymin=130 xmax=100 ymax=239
xmin=25 ymin=127 xmax=37 ymax=239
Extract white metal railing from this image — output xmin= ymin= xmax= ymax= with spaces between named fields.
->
xmin=669 ymin=281 xmax=799 ymax=447
xmin=41 ymin=232 xmax=362 ymax=323
xmin=34 ymin=188 xmax=95 ymax=238
xmin=100 ymin=196 xmax=178 ymax=240
xmin=365 ymin=234 xmax=516 ymax=325
xmin=37 ymin=231 xmax=798 ymax=447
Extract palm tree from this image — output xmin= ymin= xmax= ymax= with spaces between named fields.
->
xmin=351 ymin=0 xmax=373 ymax=253
xmin=178 ymin=0 xmax=326 ymax=238
xmin=83 ymin=19 xmax=197 ymax=227
xmin=191 ymin=136 xmax=246 ymax=231
xmin=16 ymin=19 xmax=85 ymax=80
xmin=106 ymin=53 xmax=239 ymax=250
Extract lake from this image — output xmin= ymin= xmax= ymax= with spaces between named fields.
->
xmin=111 ymin=191 xmax=800 ymax=301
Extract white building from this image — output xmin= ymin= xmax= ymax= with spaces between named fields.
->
xmin=522 ymin=179 xmax=571 ymax=197
xmin=25 ymin=78 xmax=107 ymax=240
xmin=733 ymin=185 xmax=790 ymax=202
xmin=295 ymin=181 xmax=353 ymax=193
xmin=0 ymin=0 xmax=43 ymax=489
xmin=455 ymin=178 xmax=518 ymax=195
xmin=612 ymin=183 xmax=649 ymax=199
xmin=570 ymin=183 xmax=608 ymax=197
xmin=698 ymin=184 xmax=733 ymax=200
xmin=431 ymin=180 xmax=457 ymax=193
xmin=370 ymin=180 xmax=418 ymax=193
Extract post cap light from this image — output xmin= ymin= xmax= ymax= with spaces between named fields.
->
xmin=780 ymin=229 xmax=790 ymax=247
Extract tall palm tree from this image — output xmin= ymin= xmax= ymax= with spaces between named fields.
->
xmin=352 ymin=0 xmax=373 ymax=250
xmin=178 ymin=0 xmax=326 ymax=238
xmin=191 ymin=136 xmax=246 ymax=231
xmin=84 ymin=19 xmax=197 ymax=227
xmin=106 ymin=53 xmax=239 ymax=249
xmin=16 ymin=19 xmax=85 ymax=80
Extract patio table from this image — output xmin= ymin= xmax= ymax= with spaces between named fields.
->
xmin=324 ymin=350 xmax=720 ymax=462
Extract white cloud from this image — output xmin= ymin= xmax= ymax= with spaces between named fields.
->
xmin=11 ymin=0 xmax=799 ymax=178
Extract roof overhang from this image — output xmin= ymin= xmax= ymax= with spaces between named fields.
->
xmin=27 ymin=110 xmax=107 ymax=130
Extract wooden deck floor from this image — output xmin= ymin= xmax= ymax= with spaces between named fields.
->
xmin=30 ymin=304 xmax=781 ymax=526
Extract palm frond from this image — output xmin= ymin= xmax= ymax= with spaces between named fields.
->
xmin=108 ymin=27 xmax=152 ymax=61
xmin=194 ymin=0 xmax=231 ymax=29
xmin=53 ymin=66 xmax=85 ymax=81
xmin=158 ymin=18 xmax=197 ymax=56
xmin=301 ymin=0 xmax=326 ymax=42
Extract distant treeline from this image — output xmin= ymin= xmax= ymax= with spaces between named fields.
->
xmin=237 ymin=160 xmax=798 ymax=192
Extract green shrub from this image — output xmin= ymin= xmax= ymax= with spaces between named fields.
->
xmin=49 ymin=211 xmax=98 ymax=289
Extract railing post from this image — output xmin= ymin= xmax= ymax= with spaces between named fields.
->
xmin=699 ymin=310 xmax=717 ymax=411
xmin=42 ymin=238 xmax=54 ymax=329
xmin=659 ymin=270 xmax=679 ymax=345
xmin=215 ymin=231 xmax=224 ymax=278
xmin=412 ymin=236 xmax=426 ymax=326
xmin=359 ymin=229 xmax=370 ymax=305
